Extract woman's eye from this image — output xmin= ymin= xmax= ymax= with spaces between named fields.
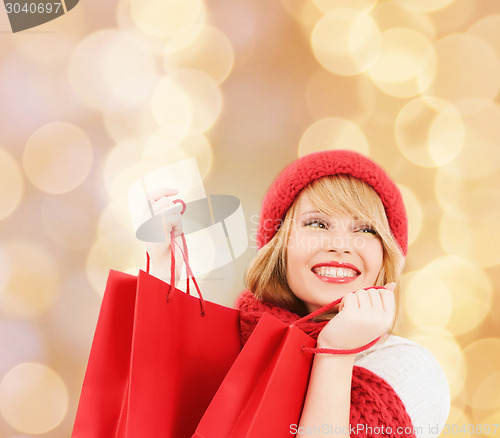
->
xmin=357 ymin=226 xmax=377 ymax=235
xmin=303 ymin=219 xmax=327 ymax=229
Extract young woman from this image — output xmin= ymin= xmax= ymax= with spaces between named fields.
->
xmin=147 ymin=150 xmax=450 ymax=437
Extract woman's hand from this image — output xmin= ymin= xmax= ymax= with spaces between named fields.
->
xmin=317 ymin=283 xmax=396 ymax=351
xmin=142 ymin=188 xmax=184 ymax=284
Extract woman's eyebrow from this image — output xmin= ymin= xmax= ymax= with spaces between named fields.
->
xmin=299 ymin=210 xmax=323 ymax=216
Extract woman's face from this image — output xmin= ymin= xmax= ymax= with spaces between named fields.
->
xmin=286 ymin=191 xmax=384 ymax=312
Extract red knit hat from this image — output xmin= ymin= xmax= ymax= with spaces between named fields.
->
xmin=257 ymin=150 xmax=408 ymax=255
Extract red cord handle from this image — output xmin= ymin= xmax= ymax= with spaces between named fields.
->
xmin=297 ymin=286 xmax=387 ymax=355
xmin=146 ymin=199 xmax=206 ymax=316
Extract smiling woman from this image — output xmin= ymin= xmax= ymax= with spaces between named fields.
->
xmin=238 ymin=149 xmax=450 ymax=438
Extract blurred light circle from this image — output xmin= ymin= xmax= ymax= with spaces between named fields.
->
xmin=439 ymin=212 xmax=500 ymax=268
xmin=168 ymin=69 xmax=223 ymax=134
xmin=395 ymin=0 xmax=456 ymax=12
xmin=164 ymin=25 xmax=235 ymax=85
xmin=475 ymin=410 xmax=500 ymax=436
xmin=41 ymin=191 xmax=98 ymax=251
xmin=0 ymin=363 xmax=68 ymax=434
xmin=368 ymin=28 xmax=436 ymax=98
xmin=406 ymin=326 xmax=465 ymax=399
xmin=435 ymin=169 xmax=500 ymax=222
xmin=0 ymin=148 xmax=23 ymax=221
xmin=280 ymin=0 xmax=322 ymax=28
xmin=151 ymin=75 xmax=193 ymax=137
xmin=312 ymin=0 xmax=376 ymax=13
xmin=440 ymin=101 xmax=500 ymax=180
xmin=0 ymin=319 xmax=47 ymax=377
xmin=401 ymin=271 xmax=452 ymax=328
xmin=129 ymin=0 xmax=204 ymax=38
xmin=22 ymin=122 xmax=93 ymax=194
xmin=103 ymin=139 xmax=143 ymax=197
xmin=97 ymin=200 xmax=135 ymax=238
xmin=370 ymin=2 xmax=435 ymax=39
xmin=421 ymin=34 xmax=500 ymax=108
xmin=143 ymin=132 xmax=213 ymax=180
xmin=397 ymin=184 xmax=422 ymax=246
xmin=462 ymin=338 xmax=500 ymax=407
xmin=68 ymin=29 xmax=156 ymax=111
xmin=468 ymin=15 xmax=500 ymax=61
xmin=298 ymin=117 xmax=369 ymax=156
xmin=395 ymin=97 xmax=464 ymax=168
xmin=87 ymin=230 xmax=144 ymax=296
xmin=0 ymin=240 xmax=60 ymax=318
xmin=116 ymin=0 xmax=175 ymax=56
xmin=103 ymin=76 xmax=160 ymax=143
xmin=471 ymin=371 xmax=500 ymax=410
xmin=424 ymin=256 xmax=492 ymax=336
xmin=304 ymin=68 xmax=376 ymax=123
xmin=311 ymin=8 xmax=381 ymax=76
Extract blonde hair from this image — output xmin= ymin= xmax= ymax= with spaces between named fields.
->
xmin=245 ymin=175 xmax=405 ymax=323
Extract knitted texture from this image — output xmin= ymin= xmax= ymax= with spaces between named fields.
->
xmin=257 ymin=150 xmax=408 ymax=255
xmin=236 ymin=290 xmax=416 ymax=438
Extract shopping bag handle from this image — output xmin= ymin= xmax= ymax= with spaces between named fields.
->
xmin=146 ymin=199 xmax=206 ymax=316
xmin=296 ymin=286 xmax=387 ymax=355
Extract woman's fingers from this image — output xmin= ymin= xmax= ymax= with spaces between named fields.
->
xmin=146 ymin=187 xmax=179 ymax=203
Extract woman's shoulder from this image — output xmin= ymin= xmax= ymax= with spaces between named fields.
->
xmin=354 ymin=334 xmax=451 ymax=438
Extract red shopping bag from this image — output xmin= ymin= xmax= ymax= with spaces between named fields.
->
xmin=193 ymin=292 xmax=382 ymax=438
xmin=72 ymin=270 xmax=138 ymax=438
xmin=73 ymin=200 xmax=242 ymax=438
xmin=193 ymin=312 xmax=316 ymax=438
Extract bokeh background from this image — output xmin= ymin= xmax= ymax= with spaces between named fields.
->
xmin=0 ymin=0 xmax=499 ymax=436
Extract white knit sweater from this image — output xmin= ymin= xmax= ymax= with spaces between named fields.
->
xmin=354 ymin=334 xmax=450 ymax=438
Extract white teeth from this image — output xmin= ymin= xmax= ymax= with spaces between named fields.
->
xmin=314 ymin=267 xmax=358 ymax=278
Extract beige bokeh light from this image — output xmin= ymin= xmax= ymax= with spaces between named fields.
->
xmin=68 ymin=30 xmax=156 ymax=111
xmin=312 ymin=0 xmax=376 ymax=13
xmin=439 ymin=212 xmax=500 ymax=268
xmin=129 ymin=0 xmax=205 ymax=38
xmin=368 ymin=28 xmax=436 ymax=98
xmin=167 ymin=69 xmax=223 ymax=134
xmin=304 ymin=69 xmax=376 ymax=122
xmin=422 ymin=34 xmax=500 ymax=108
xmin=298 ymin=117 xmax=369 ymax=156
xmin=0 ymin=240 xmax=60 ymax=318
xmin=463 ymin=338 xmax=500 ymax=409
xmin=424 ymin=256 xmax=492 ymax=336
xmin=41 ymin=191 xmax=98 ymax=251
xmin=0 ymin=148 xmax=23 ymax=221
xmin=143 ymin=132 xmax=213 ymax=181
xmin=471 ymin=371 xmax=500 ymax=411
xmin=440 ymin=101 xmax=500 ymax=180
xmin=401 ymin=270 xmax=452 ymax=329
xmin=164 ymin=25 xmax=235 ymax=85
xmin=86 ymin=230 xmax=145 ymax=296
xmin=0 ymin=363 xmax=68 ymax=434
xmin=23 ymin=123 xmax=93 ymax=195
xmin=395 ymin=0 xmax=456 ymax=13
xmin=311 ymin=8 xmax=381 ymax=76
xmin=150 ymin=75 xmax=193 ymax=137
xmin=395 ymin=97 xmax=464 ymax=167
xmin=435 ymin=169 xmax=500 ymax=222
xmin=397 ymin=185 xmax=422 ymax=246
xmin=469 ymin=15 xmax=500 ymax=61
xmin=370 ymin=1 xmax=436 ymax=39
xmin=406 ymin=326 xmax=465 ymax=399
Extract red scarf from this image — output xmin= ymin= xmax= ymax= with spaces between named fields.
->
xmin=236 ymin=290 xmax=416 ymax=438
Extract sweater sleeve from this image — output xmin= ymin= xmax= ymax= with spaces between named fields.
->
xmin=354 ymin=335 xmax=450 ymax=438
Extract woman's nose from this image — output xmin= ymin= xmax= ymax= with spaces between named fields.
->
xmin=324 ymin=229 xmax=352 ymax=254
